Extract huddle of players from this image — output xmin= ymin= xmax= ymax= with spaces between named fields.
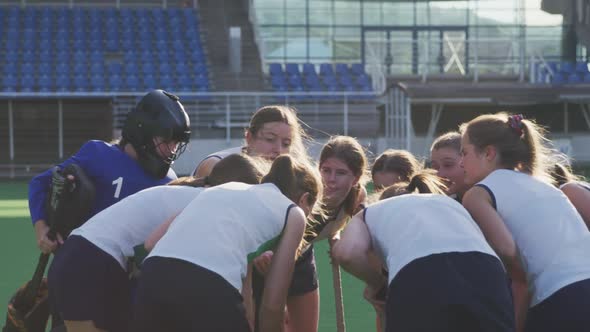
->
xmin=29 ymin=90 xmax=590 ymax=332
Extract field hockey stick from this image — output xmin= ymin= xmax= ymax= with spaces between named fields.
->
xmin=331 ymin=261 xmax=346 ymax=332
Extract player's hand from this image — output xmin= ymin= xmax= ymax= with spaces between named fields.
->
xmin=253 ymin=251 xmax=274 ymax=275
xmin=327 ymin=232 xmax=340 ymax=263
xmin=34 ymin=220 xmax=64 ymax=254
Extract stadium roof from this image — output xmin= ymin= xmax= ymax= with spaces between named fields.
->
xmin=394 ymin=82 xmax=590 ymax=106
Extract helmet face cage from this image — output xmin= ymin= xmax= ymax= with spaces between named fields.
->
xmin=150 ymin=137 xmax=189 ymax=164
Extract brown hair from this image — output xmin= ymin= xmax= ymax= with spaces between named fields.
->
xmin=371 ymin=149 xmax=422 ymax=184
xmin=262 ymin=155 xmax=322 ymax=209
xmin=430 ymin=131 xmax=461 ymax=153
xmin=319 ymin=136 xmax=369 ymax=217
xmin=550 ymin=163 xmax=580 ymax=187
xmin=168 ymin=154 xmax=267 ymax=187
xmin=459 ymin=113 xmax=552 ymax=179
xmin=379 ymin=170 xmax=447 ymax=200
xmin=262 ymin=155 xmax=324 ymax=255
xmin=247 ymin=105 xmax=310 ymax=162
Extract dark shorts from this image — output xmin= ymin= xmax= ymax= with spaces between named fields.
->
xmin=386 ymin=251 xmax=515 ymax=332
xmin=525 ymin=278 xmax=590 ymax=332
xmin=131 ymin=256 xmax=250 ymax=332
xmin=48 ymin=235 xmax=131 ymax=332
xmin=289 ymin=246 xmax=319 ymax=296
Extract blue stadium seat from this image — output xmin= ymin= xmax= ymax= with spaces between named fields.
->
xmin=142 ymin=62 xmax=156 ymax=75
xmin=55 ymin=63 xmax=70 ymax=76
xmin=108 ymin=75 xmax=122 ymax=91
xmin=73 ymin=75 xmax=88 ymax=91
xmin=140 ymin=51 xmax=153 ymax=63
xmin=3 ymin=62 xmax=18 ymax=76
xmin=351 ymin=63 xmax=365 ymax=76
xmin=285 ymin=63 xmax=300 ymax=77
xmin=584 ymin=73 xmax=590 ymax=83
xmin=194 ymin=63 xmax=208 ymax=75
xmin=125 ymin=63 xmax=139 ymax=76
xmin=320 ymin=63 xmax=335 ymax=77
xmin=4 ymin=51 xmax=18 ymax=63
xmin=271 ymin=76 xmax=287 ymax=88
xmin=22 ymin=51 xmax=36 ymax=63
xmin=192 ymin=74 xmax=208 ymax=90
xmin=561 ymin=62 xmax=575 ymax=74
xmin=105 ymin=39 xmax=119 ymax=52
xmin=90 ymin=63 xmax=105 ymax=76
xmin=143 ymin=74 xmax=157 ymax=90
xmin=288 ymin=76 xmax=303 ymax=89
xmin=20 ymin=63 xmax=35 ymax=77
xmin=2 ymin=75 xmax=17 ymax=92
xmin=552 ymin=73 xmax=567 ymax=85
xmin=335 ymin=63 xmax=350 ymax=77
xmin=124 ymin=75 xmax=140 ymax=91
xmin=20 ymin=75 xmax=35 ymax=92
xmin=302 ymin=63 xmax=316 ymax=76
xmin=356 ymin=74 xmax=371 ymax=87
xmin=159 ymin=74 xmax=174 ymax=89
xmin=269 ymin=63 xmax=283 ymax=76
xmin=38 ymin=62 xmax=52 ymax=76
xmin=305 ymin=75 xmax=321 ymax=89
xmin=38 ymin=74 xmax=53 ymax=92
xmin=568 ymin=73 xmax=582 ymax=84
xmin=73 ymin=63 xmax=87 ymax=76
xmin=90 ymin=74 xmax=105 ymax=91
xmin=107 ymin=63 xmax=122 ymax=75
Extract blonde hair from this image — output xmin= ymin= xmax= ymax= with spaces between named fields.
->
xmin=459 ymin=112 xmax=552 ymax=180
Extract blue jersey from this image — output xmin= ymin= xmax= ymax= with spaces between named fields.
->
xmin=28 ymin=140 xmax=177 ymax=224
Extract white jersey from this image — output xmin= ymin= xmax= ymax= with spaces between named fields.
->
xmin=478 ymin=169 xmax=590 ymax=306
xmin=364 ymin=194 xmax=498 ymax=286
xmin=148 ymin=182 xmax=296 ymax=291
xmin=192 ymin=146 xmax=244 ymax=176
xmin=70 ymin=186 xmax=203 ymax=270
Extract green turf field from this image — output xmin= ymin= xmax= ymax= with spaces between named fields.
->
xmin=0 ymin=181 xmax=375 ymax=331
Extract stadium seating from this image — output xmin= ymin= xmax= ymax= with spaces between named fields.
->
xmin=0 ymin=6 xmax=210 ymax=94
xmin=537 ymin=61 xmax=590 ymax=85
xmin=268 ymin=62 xmax=374 ymax=99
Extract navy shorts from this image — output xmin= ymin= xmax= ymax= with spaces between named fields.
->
xmin=386 ymin=251 xmax=515 ymax=332
xmin=48 ymin=235 xmax=131 ymax=332
xmin=132 ymin=256 xmax=250 ymax=332
xmin=525 ymin=278 xmax=590 ymax=332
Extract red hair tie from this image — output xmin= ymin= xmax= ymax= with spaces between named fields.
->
xmin=508 ymin=114 xmax=524 ymax=137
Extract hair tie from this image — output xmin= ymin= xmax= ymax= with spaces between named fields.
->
xmin=508 ymin=114 xmax=524 ymax=137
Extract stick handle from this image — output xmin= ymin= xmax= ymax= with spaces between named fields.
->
xmin=331 ymin=262 xmax=346 ymax=332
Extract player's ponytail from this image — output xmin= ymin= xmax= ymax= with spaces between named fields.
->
xmin=380 ymin=170 xmax=446 ymax=200
xmin=262 ymin=155 xmax=297 ymax=199
xmin=168 ymin=154 xmax=268 ymax=187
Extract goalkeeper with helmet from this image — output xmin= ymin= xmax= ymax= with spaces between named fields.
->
xmin=25 ymin=90 xmax=190 ymax=331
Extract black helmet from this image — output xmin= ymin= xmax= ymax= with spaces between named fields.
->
xmin=122 ymin=90 xmax=191 ymax=179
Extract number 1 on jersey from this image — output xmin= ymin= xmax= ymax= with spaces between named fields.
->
xmin=112 ymin=177 xmax=123 ymax=199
